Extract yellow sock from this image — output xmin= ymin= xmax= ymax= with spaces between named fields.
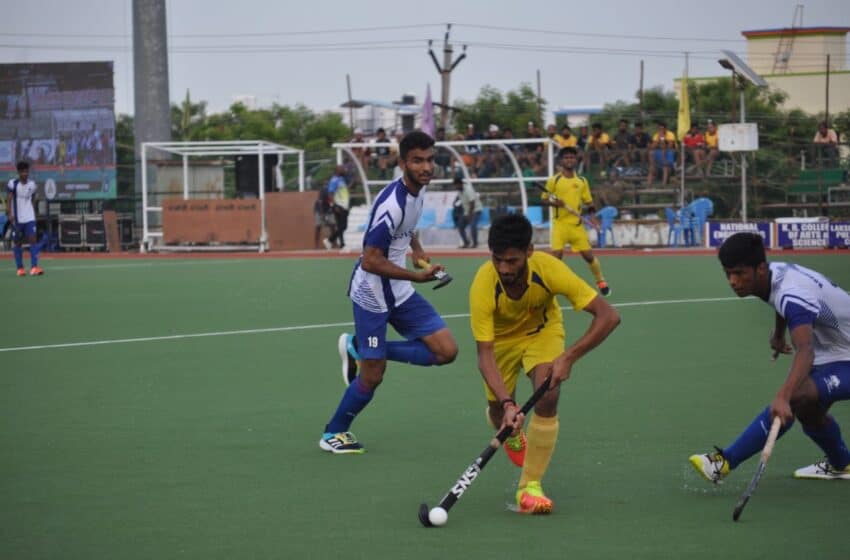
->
xmin=519 ymin=414 xmax=559 ymax=489
xmin=588 ymin=257 xmax=605 ymax=283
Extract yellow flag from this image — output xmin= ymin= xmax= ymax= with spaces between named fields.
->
xmin=677 ymin=75 xmax=690 ymax=141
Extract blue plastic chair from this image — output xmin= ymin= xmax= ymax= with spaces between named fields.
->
xmin=687 ymin=197 xmax=714 ymax=246
xmin=679 ymin=207 xmax=697 ymax=246
xmin=417 ymin=207 xmax=437 ymax=229
xmin=525 ymin=205 xmax=544 ymax=227
xmin=595 ymin=206 xmax=618 ymax=247
xmin=478 ymin=207 xmax=491 ymax=228
xmin=438 ymin=208 xmax=458 ymax=229
xmin=665 ymin=207 xmax=686 ymax=247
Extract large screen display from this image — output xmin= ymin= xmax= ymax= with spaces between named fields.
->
xmin=0 ymin=61 xmax=116 ymax=200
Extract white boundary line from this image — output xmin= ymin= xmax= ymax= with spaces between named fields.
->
xmin=0 ymin=296 xmax=741 ymax=354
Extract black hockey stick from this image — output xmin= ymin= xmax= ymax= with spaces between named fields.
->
xmin=418 ymin=375 xmax=552 ymax=527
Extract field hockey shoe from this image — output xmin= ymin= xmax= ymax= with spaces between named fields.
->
xmin=516 ymin=481 xmax=554 ymax=514
xmin=689 ymin=447 xmax=730 ymax=484
xmin=16 ymin=268 xmax=25 ymax=277
xmin=338 ymin=333 xmax=360 ymax=386
xmin=793 ymin=458 xmax=850 ymax=480
xmin=319 ymin=431 xmax=365 ymax=454
xmin=596 ymin=280 xmax=611 ymax=297
xmin=29 ymin=266 xmax=43 ymax=276
xmin=504 ymin=431 xmax=527 ymax=467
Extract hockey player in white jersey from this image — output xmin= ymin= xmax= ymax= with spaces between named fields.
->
xmin=690 ymin=232 xmax=850 ymax=483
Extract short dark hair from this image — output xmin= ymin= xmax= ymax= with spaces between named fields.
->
xmin=399 ymin=130 xmax=435 ymax=160
xmin=635 ymin=121 xmax=644 ymax=128
xmin=376 ymin=127 xmax=386 ymax=134
xmin=718 ymin=232 xmax=766 ymax=268
xmin=16 ymin=161 xmax=29 ymax=171
xmin=558 ymin=146 xmax=578 ymax=158
xmin=619 ymin=119 xmax=628 ymax=125
xmin=657 ymin=120 xmax=667 ymax=128
xmin=592 ymin=122 xmax=602 ymax=130
xmin=488 ymin=213 xmax=533 ymax=254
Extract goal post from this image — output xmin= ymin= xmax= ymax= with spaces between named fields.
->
xmin=140 ymin=140 xmax=305 ymax=252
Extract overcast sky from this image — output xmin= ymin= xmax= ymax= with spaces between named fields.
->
xmin=2 ymin=0 xmax=848 ymax=121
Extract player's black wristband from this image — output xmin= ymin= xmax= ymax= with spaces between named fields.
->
xmin=500 ymin=398 xmax=517 ymax=409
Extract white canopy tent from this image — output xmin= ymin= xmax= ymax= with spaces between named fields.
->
xmin=140 ymin=140 xmax=305 ymax=252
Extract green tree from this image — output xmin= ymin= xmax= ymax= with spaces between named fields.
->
xmin=171 ymin=89 xmax=208 ymax=141
xmin=452 ymin=83 xmax=543 ymax=136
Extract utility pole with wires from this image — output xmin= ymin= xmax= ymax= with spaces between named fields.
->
xmin=428 ymin=24 xmax=466 ymax=131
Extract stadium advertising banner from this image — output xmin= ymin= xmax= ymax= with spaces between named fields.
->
xmin=775 ymin=220 xmax=850 ymax=249
xmin=707 ymin=221 xmax=772 ymax=248
xmin=0 ymin=61 xmax=116 ymax=199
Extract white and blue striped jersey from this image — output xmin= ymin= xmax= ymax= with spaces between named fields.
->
xmin=769 ymin=262 xmax=850 ymax=365
xmin=348 ymin=178 xmax=425 ymax=312
xmin=7 ymin=179 xmax=37 ymax=223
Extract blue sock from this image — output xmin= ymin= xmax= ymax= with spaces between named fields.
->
xmin=723 ymin=406 xmax=794 ymax=469
xmin=325 ymin=377 xmax=374 ymax=434
xmin=802 ymin=416 xmax=850 ymax=470
xmin=13 ymin=246 xmax=23 ymax=269
xmin=30 ymin=242 xmax=40 ymax=267
xmin=386 ymin=340 xmax=437 ymax=366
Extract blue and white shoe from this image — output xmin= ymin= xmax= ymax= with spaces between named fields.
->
xmin=319 ymin=431 xmax=365 ymax=454
xmin=338 ymin=333 xmax=360 ymax=386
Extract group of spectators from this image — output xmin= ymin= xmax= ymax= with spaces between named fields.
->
xmin=11 ymin=122 xmax=114 ymax=168
xmin=447 ymin=118 xmax=725 ymax=187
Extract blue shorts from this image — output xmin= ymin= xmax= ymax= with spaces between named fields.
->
xmin=812 ymin=360 xmax=850 ymax=406
xmin=10 ymin=221 xmax=36 ymax=241
xmin=653 ymin=150 xmax=675 ymax=167
xmin=352 ymin=292 xmax=447 ymax=360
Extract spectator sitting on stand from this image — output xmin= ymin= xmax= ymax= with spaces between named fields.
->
xmin=682 ymin=124 xmax=707 ymax=176
xmin=813 ymin=120 xmax=839 ymax=167
xmin=583 ymin=123 xmax=610 ymax=175
xmin=701 ymin=120 xmax=720 ymax=176
xmin=646 ymin=121 xmax=677 ymax=187
xmin=372 ymin=128 xmax=393 ymax=179
xmin=559 ymin=125 xmax=578 ymax=148
xmin=632 ymin=121 xmax=651 ymax=167
xmin=611 ymin=119 xmax=633 ymax=167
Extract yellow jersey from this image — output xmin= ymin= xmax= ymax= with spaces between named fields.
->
xmin=542 ymin=172 xmax=592 ymax=226
xmin=587 ymin=132 xmax=610 ymax=148
xmin=704 ymin=129 xmax=718 ymax=148
xmin=558 ymin=135 xmax=578 ymax=148
xmin=469 ymin=251 xmax=597 ymax=342
xmin=652 ymin=130 xmax=677 ymax=147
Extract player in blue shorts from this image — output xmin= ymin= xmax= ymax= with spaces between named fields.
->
xmin=319 ymin=130 xmax=459 ymax=454
xmin=690 ymin=232 xmax=850 ymax=482
xmin=6 ymin=161 xmax=43 ymax=276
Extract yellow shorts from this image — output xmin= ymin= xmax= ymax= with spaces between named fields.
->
xmin=483 ymin=328 xmax=564 ymax=401
xmin=551 ymin=221 xmax=591 ymax=253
